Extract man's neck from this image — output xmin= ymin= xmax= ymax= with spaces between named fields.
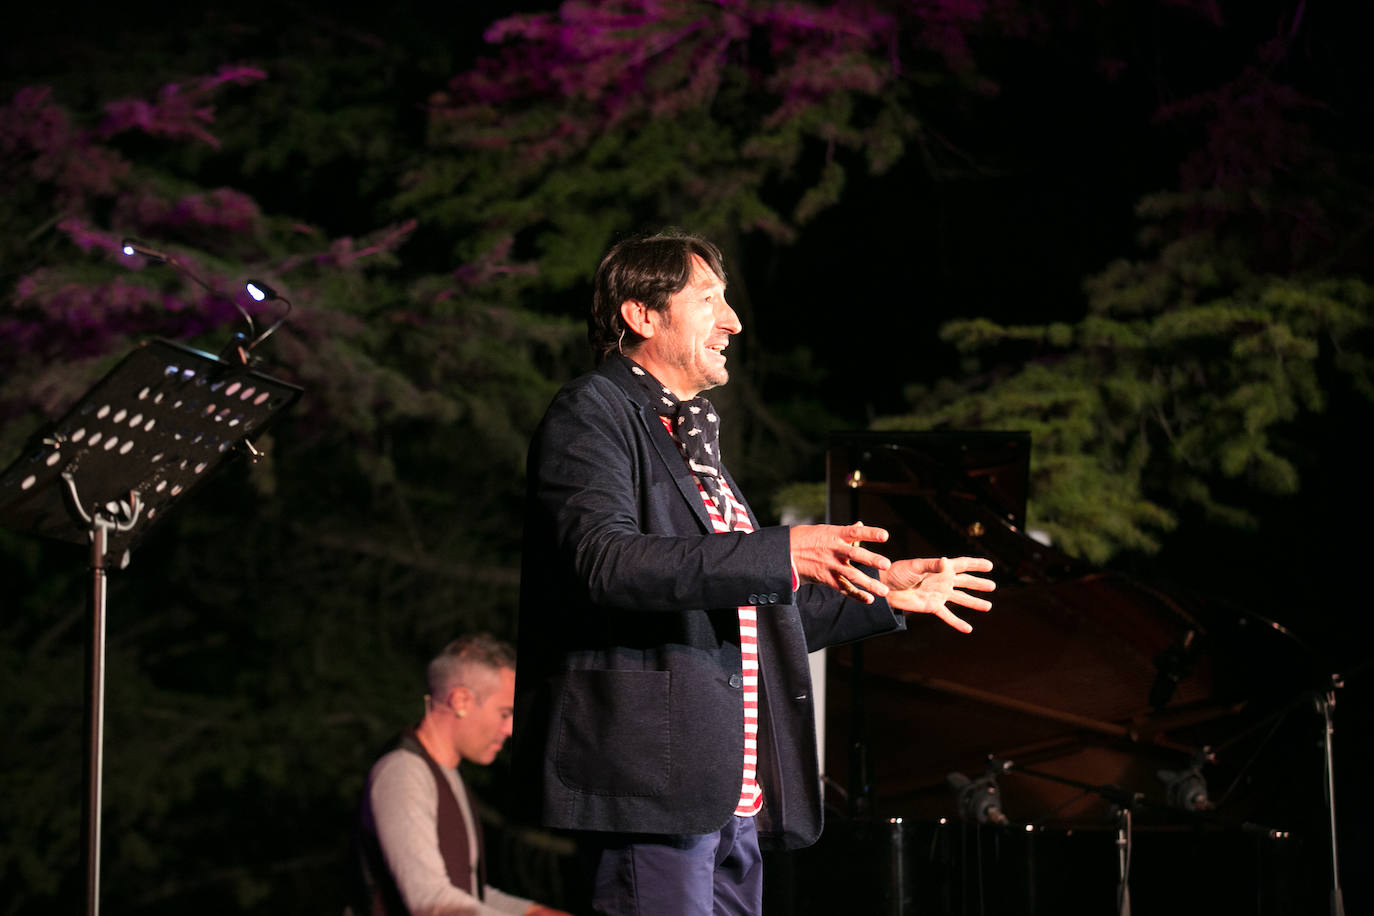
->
xmin=622 ymin=352 xmax=699 ymax=402
xmin=415 ymin=716 xmax=459 ymax=768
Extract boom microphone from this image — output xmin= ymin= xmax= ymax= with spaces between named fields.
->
xmin=947 ymin=771 xmax=1010 ymax=826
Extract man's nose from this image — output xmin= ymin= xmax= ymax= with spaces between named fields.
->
xmin=719 ymin=302 xmax=742 ymax=334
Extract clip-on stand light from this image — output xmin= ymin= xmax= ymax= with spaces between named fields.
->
xmin=0 ymin=239 xmax=302 ymax=915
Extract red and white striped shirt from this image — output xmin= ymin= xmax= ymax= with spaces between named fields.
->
xmin=660 ymin=416 xmax=763 ymax=817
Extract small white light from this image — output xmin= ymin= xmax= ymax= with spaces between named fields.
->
xmin=122 ymin=244 xmax=135 ymax=256
xmin=245 ymin=281 xmax=269 ymax=302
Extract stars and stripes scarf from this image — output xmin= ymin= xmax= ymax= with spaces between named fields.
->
xmin=620 ymin=355 xmax=735 ymax=530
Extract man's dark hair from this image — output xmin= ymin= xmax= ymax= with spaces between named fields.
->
xmin=588 ymin=230 xmax=727 ymax=364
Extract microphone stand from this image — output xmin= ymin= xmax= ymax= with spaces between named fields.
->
xmin=1114 ymin=806 xmax=1132 ymax=916
xmin=1317 ymin=674 xmax=1345 ymax=916
xmin=994 ymin=762 xmax=1143 ymax=916
xmin=1 ymin=332 xmax=301 ymax=912
xmin=1208 ymin=608 xmax=1351 ymax=916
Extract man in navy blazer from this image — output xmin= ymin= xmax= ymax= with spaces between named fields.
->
xmin=513 ymin=231 xmax=995 ymax=914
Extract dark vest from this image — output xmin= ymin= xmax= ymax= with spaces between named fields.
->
xmin=352 ymin=728 xmax=487 ymax=915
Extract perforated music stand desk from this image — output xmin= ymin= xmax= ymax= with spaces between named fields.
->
xmin=0 ymin=338 xmax=302 ymax=915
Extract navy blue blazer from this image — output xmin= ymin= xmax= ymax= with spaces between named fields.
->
xmin=512 ymin=356 xmax=904 ymax=850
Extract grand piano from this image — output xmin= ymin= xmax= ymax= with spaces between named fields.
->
xmin=770 ymin=432 xmax=1343 ymax=916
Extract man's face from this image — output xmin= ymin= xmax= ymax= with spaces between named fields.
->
xmin=453 ymin=666 xmax=516 ymax=766
xmin=633 ymin=254 xmax=741 ymax=399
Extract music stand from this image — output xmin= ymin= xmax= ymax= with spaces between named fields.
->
xmin=0 ymin=338 xmax=302 ymax=915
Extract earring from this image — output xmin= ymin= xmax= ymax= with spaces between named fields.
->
xmin=617 ymin=327 xmax=626 ymax=355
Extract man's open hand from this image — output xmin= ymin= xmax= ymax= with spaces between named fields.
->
xmin=881 ymin=556 xmax=995 ymax=633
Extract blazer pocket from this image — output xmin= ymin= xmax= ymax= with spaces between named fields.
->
xmin=555 ymin=669 xmax=670 ymax=797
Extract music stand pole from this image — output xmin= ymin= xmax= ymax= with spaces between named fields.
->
xmin=85 ymin=520 xmax=108 ymax=914
xmin=70 ymin=487 xmax=144 ymax=916
xmin=79 ymin=512 xmax=127 ymax=916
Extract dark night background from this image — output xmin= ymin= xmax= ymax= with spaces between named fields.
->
xmin=3 ymin=1 xmax=1372 ymax=913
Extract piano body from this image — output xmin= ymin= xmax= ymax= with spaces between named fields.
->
xmin=778 ymin=432 xmax=1336 ymax=915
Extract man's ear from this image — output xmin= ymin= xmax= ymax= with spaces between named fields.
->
xmin=619 ymin=299 xmax=655 ymax=341
xmin=447 ymin=686 xmax=473 ymax=718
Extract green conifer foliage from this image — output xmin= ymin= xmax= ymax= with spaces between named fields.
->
xmin=877 ymin=45 xmax=1373 ymax=562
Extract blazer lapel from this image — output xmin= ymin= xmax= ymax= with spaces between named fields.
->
xmin=601 ymin=360 xmax=716 ymax=533
xmin=641 ymin=400 xmax=717 ymax=533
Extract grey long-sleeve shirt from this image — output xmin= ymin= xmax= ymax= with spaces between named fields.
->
xmin=362 ymin=750 xmax=534 ymax=916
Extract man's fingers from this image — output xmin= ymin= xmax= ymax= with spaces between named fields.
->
xmin=839 ymin=566 xmax=888 ymax=599
xmin=847 ymin=546 xmax=892 ymax=572
xmin=836 ymin=576 xmax=874 ymax=604
xmin=955 ymin=574 xmax=997 ymax=593
xmin=947 ymin=592 xmax=993 ymax=612
xmin=842 ymin=522 xmax=890 ymax=571
xmin=933 ymin=606 xmax=974 ymax=634
xmin=845 ymin=522 xmax=890 ymax=545
xmin=837 ymin=521 xmax=888 ymax=599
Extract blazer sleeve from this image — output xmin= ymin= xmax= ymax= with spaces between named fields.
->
xmin=528 ymin=376 xmax=794 ymax=613
xmin=795 ymin=562 xmax=906 ymax=652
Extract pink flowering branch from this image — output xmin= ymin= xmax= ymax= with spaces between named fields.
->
xmin=1155 ymin=66 xmax=1324 ymax=195
xmin=0 ymin=86 xmax=130 ymax=204
xmin=56 ymin=218 xmax=125 ymax=257
xmin=98 ymin=64 xmax=266 ymax=148
xmin=5 ymin=267 xmax=244 ymax=360
xmin=441 ymin=0 xmax=1009 ymax=160
xmin=273 ymin=219 xmax=419 ymax=274
xmin=114 ymin=188 xmax=265 ymax=238
xmin=443 ymin=236 xmax=539 ymax=300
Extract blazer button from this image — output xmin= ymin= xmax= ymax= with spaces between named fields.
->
xmin=768 ymin=593 xmax=779 ymax=604
xmin=729 ymin=674 xmax=743 ymax=689
xmin=747 ymin=594 xmax=758 ymax=606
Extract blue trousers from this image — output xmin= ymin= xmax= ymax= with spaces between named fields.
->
xmin=587 ymin=816 xmax=765 ymax=916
